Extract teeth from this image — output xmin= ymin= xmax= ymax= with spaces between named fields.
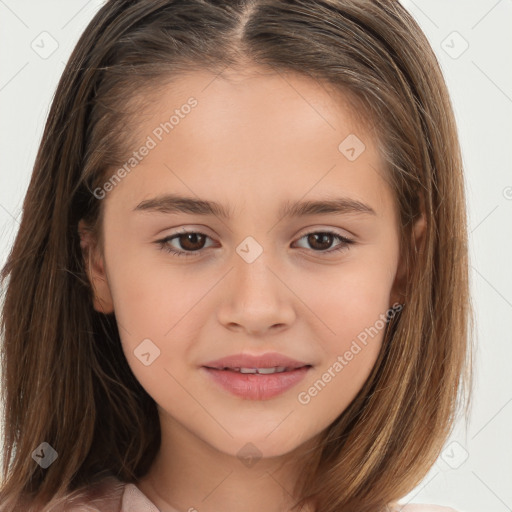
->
xmin=233 ymin=367 xmax=288 ymax=374
xmin=256 ymin=367 xmax=286 ymax=374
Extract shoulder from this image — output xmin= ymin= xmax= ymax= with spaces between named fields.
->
xmin=54 ymin=475 xmax=126 ymax=512
xmin=391 ymin=503 xmax=460 ymax=512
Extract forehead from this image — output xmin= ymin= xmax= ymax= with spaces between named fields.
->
xmin=145 ymin=66 xmax=372 ymax=141
xmin=107 ymin=67 xmax=394 ymax=220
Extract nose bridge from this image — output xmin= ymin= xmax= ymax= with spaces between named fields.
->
xmin=233 ymin=237 xmax=279 ymax=299
xmin=216 ymin=237 xmax=295 ymax=332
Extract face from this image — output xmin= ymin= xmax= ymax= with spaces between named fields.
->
xmin=81 ymin=66 xmax=405 ymax=460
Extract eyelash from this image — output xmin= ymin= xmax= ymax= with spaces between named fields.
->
xmin=156 ymin=229 xmax=355 ymax=258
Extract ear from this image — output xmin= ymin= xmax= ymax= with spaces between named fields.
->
xmin=78 ymin=219 xmax=114 ymax=314
xmin=389 ymin=212 xmax=426 ymax=306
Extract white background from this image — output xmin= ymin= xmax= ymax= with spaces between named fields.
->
xmin=0 ymin=1 xmax=511 ymax=511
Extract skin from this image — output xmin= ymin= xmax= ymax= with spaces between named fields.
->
xmin=79 ymin=66 xmax=425 ymax=512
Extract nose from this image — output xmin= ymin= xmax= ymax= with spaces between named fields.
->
xmin=216 ymin=251 xmax=296 ymax=336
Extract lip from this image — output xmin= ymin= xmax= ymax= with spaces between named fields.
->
xmin=201 ymin=352 xmax=312 ymax=400
xmin=202 ymin=366 xmax=311 ymax=400
xmin=202 ymin=352 xmax=310 ymax=370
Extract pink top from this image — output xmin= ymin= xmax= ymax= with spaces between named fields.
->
xmin=64 ymin=475 xmax=459 ymax=512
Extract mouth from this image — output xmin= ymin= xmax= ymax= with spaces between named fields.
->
xmin=204 ymin=365 xmax=312 ymax=374
xmin=202 ymin=351 xmax=311 ymax=371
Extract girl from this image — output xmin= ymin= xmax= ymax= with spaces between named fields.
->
xmin=0 ymin=0 xmax=474 ymax=511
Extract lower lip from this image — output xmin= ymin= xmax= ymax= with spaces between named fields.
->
xmin=201 ymin=366 xmax=311 ymax=400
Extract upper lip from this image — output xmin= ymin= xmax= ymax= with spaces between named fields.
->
xmin=202 ymin=352 xmax=311 ymax=370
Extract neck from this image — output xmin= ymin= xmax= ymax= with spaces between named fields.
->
xmin=136 ymin=411 xmax=318 ymax=512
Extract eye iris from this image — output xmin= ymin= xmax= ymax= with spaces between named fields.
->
xmin=180 ymin=233 xmax=206 ymax=251
xmin=308 ymin=233 xmax=333 ymax=250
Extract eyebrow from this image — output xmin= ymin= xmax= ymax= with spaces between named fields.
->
xmin=133 ymin=193 xmax=377 ymax=218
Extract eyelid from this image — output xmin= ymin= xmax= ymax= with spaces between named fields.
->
xmin=157 ymin=224 xmax=217 ymax=236
xmin=295 ymin=225 xmax=355 ymax=239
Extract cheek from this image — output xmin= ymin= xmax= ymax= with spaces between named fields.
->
xmin=291 ymin=256 xmax=395 ymax=341
xmin=106 ymin=238 xmax=203 ymax=335
xmin=109 ymin=263 xmax=202 ymax=410
xmin=107 ymin=264 xmax=223 ymax=389
xmin=295 ymin=279 xmax=390 ymax=425
xmin=290 ymin=261 xmax=393 ymax=408
xmin=103 ymin=240 xmax=206 ymax=390
xmin=296 ymin=343 xmax=381 ymax=431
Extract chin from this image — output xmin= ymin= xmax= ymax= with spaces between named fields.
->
xmin=213 ymin=429 xmax=310 ymax=461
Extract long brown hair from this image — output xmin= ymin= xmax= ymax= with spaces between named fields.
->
xmin=0 ymin=0 xmax=474 ymax=511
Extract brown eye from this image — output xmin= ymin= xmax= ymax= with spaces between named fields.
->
xmin=176 ymin=232 xmax=207 ymax=251
xmin=157 ymin=230 xmax=214 ymax=257
xmin=293 ymin=230 xmax=355 ymax=255
xmin=306 ymin=233 xmax=335 ymax=250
